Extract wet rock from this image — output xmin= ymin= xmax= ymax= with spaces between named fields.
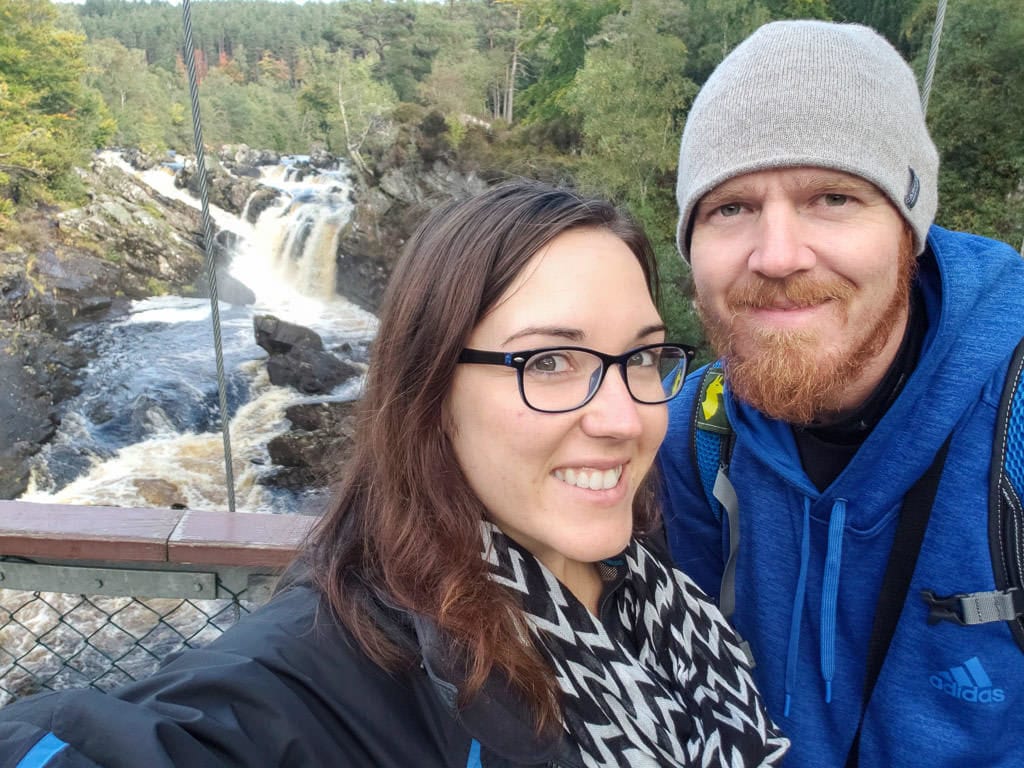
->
xmin=265 ymin=348 xmax=359 ymax=395
xmin=133 ymin=478 xmax=186 ymax=508
xmin=333 ymin=248 xmax=392 ymax=314
xmin=219 ymin=144 xmax=280 ymax=167
xmin=253 ymin=315 xmax=323 ymax=354
xmin=213 ymin=269 xmax=256 ymax=306
xmin=254 ymin=314 xmax=358 ymax=394
xmin=175 ymin=160 xmax=262 ymax=216
xmin=59 ymin=161 xmax=207 ymax=297
xmin=244 ymin=187 xmax=282 ymax=224
xmin=263 ymin=401 xmax=358 ymax=489
xmin=123 ymin=148 xmax=157 ymax=171
xmin=0 ymin=332 xmax=83 ymax=498
xmin=309 ymin=148 xmax=338 ymax=170
xmin=336 ymin=160 xmax=486 ymax=312
xmin=192 ymin=266 xmax=256 ymax=307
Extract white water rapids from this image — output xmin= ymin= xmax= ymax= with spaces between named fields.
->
xmin=19 ymin=153 xmax=378 ymax=514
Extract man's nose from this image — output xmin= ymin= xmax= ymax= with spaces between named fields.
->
xmin=747 ymin=206 xmax=816 ymax=278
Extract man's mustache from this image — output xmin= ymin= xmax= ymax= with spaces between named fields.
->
xmin=726 ymin=275 xmax=855 ymax=311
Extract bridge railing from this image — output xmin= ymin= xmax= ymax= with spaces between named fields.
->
xmin=0 ymin=500 xmax=314 ymax=707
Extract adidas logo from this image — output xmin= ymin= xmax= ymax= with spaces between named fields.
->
xmin=930 ymin=656 xmax=1005 ymax=704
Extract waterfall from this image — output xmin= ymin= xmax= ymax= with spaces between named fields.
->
xmin=21 ymin=153 xmax=376 ymax=514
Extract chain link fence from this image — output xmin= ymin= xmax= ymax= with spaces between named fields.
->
xmin=0 ymin=557 xmax=272 ymax=708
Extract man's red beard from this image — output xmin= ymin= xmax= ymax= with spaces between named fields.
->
xmin=696 ymin=234 xmax=916 ymax=425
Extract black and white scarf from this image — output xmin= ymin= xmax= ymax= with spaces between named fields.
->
xmin=481 ymin=523 xmax=789 ymax=768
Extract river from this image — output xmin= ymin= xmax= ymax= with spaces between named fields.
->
xmin=19 ymin=153 xmax=377 ymax=515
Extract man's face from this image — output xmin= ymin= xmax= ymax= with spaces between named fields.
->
xmin=690 ymin=167 xmax=916 ymax=425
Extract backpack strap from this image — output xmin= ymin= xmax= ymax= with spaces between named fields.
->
xmin=691 ymin=361 xmax=752 ymax=664
xmin=920 ymin=337 xmax=1024 ymax=643
xmin=692 ymin=360 xmax=732 ymax=518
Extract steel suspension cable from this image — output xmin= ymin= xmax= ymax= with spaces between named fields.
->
xmin=920 ymin=1 xmax=1022 ymax=256
xmin=920 ymin=0 xmax=948 ymax=117
xmin=180 ymin=0 xmax=237 ymax=513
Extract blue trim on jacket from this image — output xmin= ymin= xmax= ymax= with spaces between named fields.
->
xmin=16 ymin=733 xmax=68 ymax=768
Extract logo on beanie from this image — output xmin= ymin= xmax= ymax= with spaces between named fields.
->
xmin=905 ymin=167 xmax=920 ymax=209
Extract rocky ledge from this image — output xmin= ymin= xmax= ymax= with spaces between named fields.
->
xmin=0 ymin=157 xmax=215 ymax=498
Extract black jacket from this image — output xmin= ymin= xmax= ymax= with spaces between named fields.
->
xmin=0 ymin=582 xmax=577 ymax=768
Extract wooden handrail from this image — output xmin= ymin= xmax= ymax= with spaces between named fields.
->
xmin=0 ymin=501 xmax=316 ymax=569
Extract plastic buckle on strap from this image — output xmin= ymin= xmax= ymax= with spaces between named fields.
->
xmin=921 ymin=588 xmax=1024 ymax=626
xmin=921 ymin=589 xmax=970 ymax=626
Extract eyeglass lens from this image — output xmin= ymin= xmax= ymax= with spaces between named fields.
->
xmin=521 ymin=345 xmax=687 ymax=412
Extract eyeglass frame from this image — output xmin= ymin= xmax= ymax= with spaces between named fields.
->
xmin=456 ymin=342 xmax=696 ymax=414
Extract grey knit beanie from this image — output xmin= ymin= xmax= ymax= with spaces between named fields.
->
xmin=676 ymin=20 xmax=939 ymax=261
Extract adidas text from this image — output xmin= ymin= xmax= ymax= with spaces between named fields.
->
xmin=930 ymin=657 xmax=1005 ymax=704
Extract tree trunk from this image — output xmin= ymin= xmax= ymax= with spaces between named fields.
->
xmin=336 ymin=76 xmax=370 ymax=178
xmin=503 ymin=8 xmax=520 ymax=123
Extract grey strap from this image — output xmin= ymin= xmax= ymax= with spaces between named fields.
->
xmin=923 ymin=586 xmax=1024 ymax=626
xmin=714 ymin=468 xmax=754 ymax=666
xmin=959 ymin=589 xmax=1024 ymax=625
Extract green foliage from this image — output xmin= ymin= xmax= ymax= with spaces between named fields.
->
xmin=418 ymin=48 xmax=493 ymax=119
xmin=0 ymin=0 xmax=112 ymax=206
xmin=562 ymin=0 xmax=703 ymax=345
xmin=920 ymin=0 xmax=1024 ymax=247
xmin=675 ymin=0 xmax=771 ymax=83
xmin=299 ymin=49 xmax=398 ymax=172
xmin=514 ymin=0 xmax=621 ymax=124
xmin=764 ymin=0 xmax=830 ymax=20
xmin=567 ymin=1 xmax=697 ymax=207
xmin=86 ymin=39 xmax=188 ymax=152
xmin=653 ymin=242 xmax=710 ymax=359
xmin=830 ymin=0 xmax=921 ymax=55
xmin=3 ymin=0 xmax=1013 ymax=332
xmin=445 ymin=115 xmax=467 ymax=148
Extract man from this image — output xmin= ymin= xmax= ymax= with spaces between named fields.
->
xmin=658 ymin=20 xmax=1024 ymax=768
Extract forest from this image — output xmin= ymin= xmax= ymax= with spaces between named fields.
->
xmin=2 ymin=0 xmax=1023 ymax=342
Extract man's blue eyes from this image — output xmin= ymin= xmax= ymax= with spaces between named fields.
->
xmin=823 ymin=193 xmax=849 ymax=206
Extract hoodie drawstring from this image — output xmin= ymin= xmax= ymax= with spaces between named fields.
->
xmin=783 ymin=496 xmax=812 ymax=716
xmin=820 ymin=498 xmax=847 ymax=703
xmin=783 ymin=496 xmax=848 ymax=715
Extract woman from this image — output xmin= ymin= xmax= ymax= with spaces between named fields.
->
xmin=0 ymin=181 xmax=787 ymax=768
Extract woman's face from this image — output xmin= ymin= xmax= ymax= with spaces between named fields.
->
xmin=446 ymin=226 xmax=668 ymax=584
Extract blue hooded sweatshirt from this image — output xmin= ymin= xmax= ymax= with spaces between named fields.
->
xmin=659 ymin=226 xmax=1024 ymax=767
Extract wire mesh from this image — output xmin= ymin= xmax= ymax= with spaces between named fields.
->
xmin=0 ymin=578 xmax=256 ymax=707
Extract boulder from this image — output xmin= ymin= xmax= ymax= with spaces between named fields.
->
xmin=254 ymin=314 xmax=358 ymax=394
xmin=263 ymin=400 xmax=358 ymax=489
xmin=123 ymin=148 xmax=157 ymax=171
xmin=132 ymin=478 xmax=187 ymax=508
xmin=253 ymin=314 xmax=323 ymax=354
xmin=0 ymin=331 xmax=85 ymax=498
xmin=309 ymin=148 xmax=337 ymax=170
xmin=244 ymin=187 xmax=282 ymax=224
xmin=175 ymin=160 xmax=262 ymax=216
xmin=210 ymin=268 xmax=256 ymax=306
xmin=265 ymin=347 xmax=359 ymax=394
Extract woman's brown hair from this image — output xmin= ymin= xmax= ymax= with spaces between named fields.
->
xmin=309 ymin=179 xmax=661 ymax=731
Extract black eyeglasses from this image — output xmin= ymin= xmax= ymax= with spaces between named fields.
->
xmin=457 ymin=343 xmax=695 ymax=414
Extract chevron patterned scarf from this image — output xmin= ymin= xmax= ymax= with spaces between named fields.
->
xmin=481 ymin=524 xmax=789 ymax=768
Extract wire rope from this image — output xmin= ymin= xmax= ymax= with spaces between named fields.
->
xmin=921 ymin=1 xmax=1021 ymax=256
xmin=920 ymin=0 xmax=948 ymax=117
xmin=179 ymin=0 xmax=237 ymax=513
